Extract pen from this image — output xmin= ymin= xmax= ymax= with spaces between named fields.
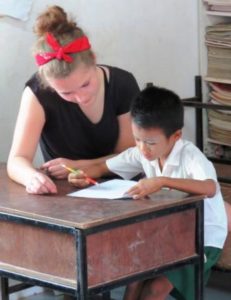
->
xmin=61 ymin=164 xmax=99 ymax=185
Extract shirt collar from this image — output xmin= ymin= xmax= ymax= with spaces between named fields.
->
xmin=150 ymin=138 xmax=184 ymax=167
xmin=165 ymin=138 xmax=184 ymax=166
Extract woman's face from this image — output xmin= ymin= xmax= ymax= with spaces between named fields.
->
xmin=45 ymin=64 xmax=100 ymax=106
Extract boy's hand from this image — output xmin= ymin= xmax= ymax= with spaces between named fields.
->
xmin=68 ymin=170 xmax=91 ymax=188
xmin=127 ymin=177 xmax=163 ymax=199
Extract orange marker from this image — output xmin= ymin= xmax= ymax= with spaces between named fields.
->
xmin=61 ymin=164 xmax=99 ymax=185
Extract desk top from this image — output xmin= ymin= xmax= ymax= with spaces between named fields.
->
xmin=0 ymin=163 xmax=203 ymax=229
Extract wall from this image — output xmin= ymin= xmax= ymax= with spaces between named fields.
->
xmin=0 ymin=0 xmax=199 ymax=165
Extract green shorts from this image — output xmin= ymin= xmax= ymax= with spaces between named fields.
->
xmin=165 ymin=246 xmax=221 ymax=300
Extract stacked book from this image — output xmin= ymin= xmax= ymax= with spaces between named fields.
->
xmin=206 ymin=23 xmax=231 ymax=80
xmin=207 ymin=82 xmax=231 ymax=148
xmin=203 ymin=1 xmax=231 ymax=159
xmin=204 ymin=1 xmax=231 ymax=12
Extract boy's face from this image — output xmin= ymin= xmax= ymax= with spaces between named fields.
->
xmin=132 ymin=123 xmax=181 ymax=162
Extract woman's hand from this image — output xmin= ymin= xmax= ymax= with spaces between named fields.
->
xmin=127 ymin=177 xmax=164 ymax=199
xmin=26 ymin=171 xmax=57 ymax=194
xmin=41 ymin=158 xmax=93 ymax=179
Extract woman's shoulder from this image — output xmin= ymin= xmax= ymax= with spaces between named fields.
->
xmin=100 ymin=65 xmax=137 ymax=83
xmin=107 ymin=66 xmax=140 ymax=97
xmin=25 ymin=73 xmax=55 ymax=97
xmin=100 ymin=65 xmax=139 ymax=114
xmin=25 ymin=73 xmax=43 ymax=94
xmin=110 ymin=65 xmax=135 ymax=78
xmin=25 ymin=73 xmax=59 ymax=111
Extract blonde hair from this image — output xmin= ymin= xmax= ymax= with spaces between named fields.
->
xmin=33 ymin=6 xmax=95 ymax=83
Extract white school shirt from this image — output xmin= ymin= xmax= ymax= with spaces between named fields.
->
xmin=106 ymin=139 xmax=227 ymax=249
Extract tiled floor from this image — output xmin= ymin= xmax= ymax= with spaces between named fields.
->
xmin=15 ymin=270 xmax=231 ymax=300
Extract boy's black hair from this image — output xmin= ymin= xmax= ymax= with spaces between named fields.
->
xmin=130 ymin=86 xmax=184 ymax=137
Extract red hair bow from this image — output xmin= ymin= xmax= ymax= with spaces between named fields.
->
xmin=35 ymin=32 xmax=91 ymax=66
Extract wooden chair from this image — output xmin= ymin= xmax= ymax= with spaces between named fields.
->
xmin=213 ymin=165 xmax=231 ymax=272
xmin=213 ymin=182 xmax=231 ymax=272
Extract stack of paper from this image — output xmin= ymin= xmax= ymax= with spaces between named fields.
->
xmin=204 ymin=1 xmax=231 ymax=12
xmin=207 ymin=82 xmax=231 ymax=148
xmin=205 ymin=24 xmax=231 ymax=80
xmin=209 ymin=82 xmax=231 ymax=105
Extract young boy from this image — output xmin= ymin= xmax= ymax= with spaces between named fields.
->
xmin=68 ymin=86 xmax=227 ymax=300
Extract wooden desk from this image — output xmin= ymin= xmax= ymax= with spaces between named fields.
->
xmin=0 ymin=163 xmax=204 ymax=299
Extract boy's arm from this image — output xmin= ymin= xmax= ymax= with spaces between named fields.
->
xmin=161 ymin=177 xmax=217 ymax=197
xmin=127 ymin=177 xmax=217 ymax=199
xmin=82 ymin=161 xmax=112 ymax=178
xmin=68 ymin=162 xmax=113 ymax=187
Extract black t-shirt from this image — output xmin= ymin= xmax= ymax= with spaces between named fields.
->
xmin=26 ymin=66 xmax=140 ymax=162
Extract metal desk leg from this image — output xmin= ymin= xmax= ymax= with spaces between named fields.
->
xmin=0 ymin=277 xmax=9 ymax=300
xmin=76 ymin=229 xmax=88 ymax=300
xmin=195 ymin=201 xmax=204 ymax=300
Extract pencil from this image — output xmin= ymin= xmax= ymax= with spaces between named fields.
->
xmin=61 ymin=164 xmax=99 ymax=185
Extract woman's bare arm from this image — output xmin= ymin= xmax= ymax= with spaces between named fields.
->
xmin=7 ymin=87 xmax=57 ymax=194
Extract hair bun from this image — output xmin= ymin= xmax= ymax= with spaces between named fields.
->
xmin=34 ymin=5 xmax=77 ymax=37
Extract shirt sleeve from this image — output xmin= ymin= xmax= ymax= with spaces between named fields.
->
xmin=106 ymin=147 xmax=143 ymax=179
xmin=183 ymin=146 xmax=218 ymax=181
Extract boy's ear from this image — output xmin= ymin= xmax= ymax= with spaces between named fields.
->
xmin=173 ymin=129 xmax=182 ymax=141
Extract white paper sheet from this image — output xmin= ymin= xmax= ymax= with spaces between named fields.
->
xmin=68 ymin=179 xmax=137 ymax=199
xmin=0 ymin=0 xmax=33 ymax=21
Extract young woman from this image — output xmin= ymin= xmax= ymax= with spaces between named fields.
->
xmin=7 ymin=5 xmax=139 ymax=194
